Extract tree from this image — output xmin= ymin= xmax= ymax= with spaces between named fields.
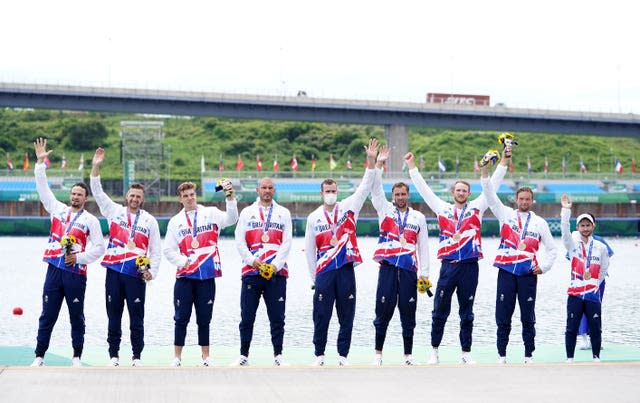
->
xmin=63 ymin=121 xmax=109 ymax=150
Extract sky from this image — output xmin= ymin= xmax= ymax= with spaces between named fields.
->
xmin=2 ymin=0 xmax=639 ymax=114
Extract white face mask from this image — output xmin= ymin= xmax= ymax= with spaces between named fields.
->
xmin=323 ymin=193 xmax=337 ymax=206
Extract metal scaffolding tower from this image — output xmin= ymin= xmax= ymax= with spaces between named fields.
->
xmin=120 ymin=121 xmax=164 ymax=200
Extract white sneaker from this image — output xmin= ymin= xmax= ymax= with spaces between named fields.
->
xmin=593 ymin=357 xmax=601 ymax=363
xmin=524 ymin=357 xmax=534 ymax=365
xmin=403 ymin=355 xmax=418 ymax=366
xmin=566 ymin=358 xmax=574 ymax=364
xmin=312 ymin=355 xmax=325 ymax=366
xmin=372 ymin=354 xmax=383 ymax=366
xmin=460 ymin=352 xmax=476 ymax=365
xmin=71 ymin=357 xmax=82 ymax=367
xmin=338 ymin=356 xmax=349 ymax=366
xmin=31 ymin=357 xmax=44 ymax=367
xmin=170 ymin=357 xmax=182 ymax=367
xmin=427 ymin=348 xmax=439 ymax=365
xmin=132 ymin=359 xmax=142 ymax=367
xmin=498 ymin=356 xmax=507 ymax=364
xmin=273 ymin=355 xmax=289 ymax=366
xmin=231 ymin=355 xmax=249 ymax=366
xmin=579 ymin=334 xmax=591 ymax=350
xmin=109 ymin=357 xmax=119 ymax=367
xmin=201 ymin=357 xmax=212 ymax=367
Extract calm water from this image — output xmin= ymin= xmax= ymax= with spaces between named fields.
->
xmin=1 ymin=236 xmax=639 ymax=350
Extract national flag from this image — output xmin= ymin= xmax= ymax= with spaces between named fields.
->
xmin=7 ymin=155 xmax=14 ymax=171
xmin=273 ymin=155 xmax=279 ymax=172
xmin=329 ymin=154 xmax=337 ymax=171
xmin=290 ymin=155 xmax=298 ymax=171
xmin=218 ymin=154 xmax=224 ymax=172
xmin=473 ymin=157 xmax=480 ymax=173
xmin=455 ymin=155 xmax=460 ymax=175
xmin=437 ymin=157 xmax=446 ymax=173
xmin=200 ymin=154 xmax=205 ymax=174
xmin=579 ymin=157 xmax=587 ymax=173
xmin=256 ymin=155 xmax=263 ymax=172
xmin=527 ymin=156 xmax=532 ymax=174
xmin=236 ymin=155 xmax=244 ymax=171
xmin=78 ymin=153 xmax=84 ymax=171
xmin=544 ymin=156 xmax=549 ymax=174
xmin=311 ymin=154 xmax=317 ymax=173
xmin=615 ymin=159 xmax=623 ymax=174
xmin=419 ymin=155 xmax=425 ymax=170
xmin=61 ymin=154 xmax=67 ymax=169
xmin=346 ymin=155 xmax=352 ymax=170
xmin=23 ymin=152 xmax=30 ymax=171
xmin=632 ymin=158 xmax=637 ymax=175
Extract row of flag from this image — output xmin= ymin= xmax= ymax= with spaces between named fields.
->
xmin=5 ymin=153 xmax=85 ymax=172
xmin=201 ymin=154 xmax=352 ymax=173
xmin=4 ymin=152 xmax=637 ymax=175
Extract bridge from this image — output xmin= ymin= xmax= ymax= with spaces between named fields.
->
xmin=1 ymin=82 xmax=638 ymax=172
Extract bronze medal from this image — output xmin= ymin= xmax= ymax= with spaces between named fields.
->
xmin=584 ymin=271 xmax=591 ymax=280
xmin=452 ymin=233 xmax=461 ymax=242
xmin=330 ymin=236 xmax=338 ymax=247
xmin=518 ymin=242 xmax=527 ymax=251
xmin=127 ymin=240 xmax=136 ymax=250
xmin=191 ymin=239 xmax=200 ymax=249
xmin=261 ymin=233 xmax=270 ymax=243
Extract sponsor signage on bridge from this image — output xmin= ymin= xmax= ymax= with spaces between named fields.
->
xmin=427 ymin=93 xmax=491 ymax=106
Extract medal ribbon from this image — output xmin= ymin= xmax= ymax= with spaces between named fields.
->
xmin=581 ymin=239 xmax=594 ymax=275
xmin=64 ymin=208 xmax=84 ymax=235
xmin=323 ymin=204 xmax=339 ymax=238
xmin=185 ymin=210 xmax=198 ymax=243
xmin=395 ymin=208 xmax=409 ymax=239
xmin=127 ymin=209 xmax=141 ymax=243
xmin=454 ymin=204 xmax=468 ymax=233
xmin=517 ymin=212 xmax=532 ymax=243
xmin=259 ymin=204 xmax=274 ymax=241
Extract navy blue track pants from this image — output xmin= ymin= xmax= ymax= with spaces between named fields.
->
xmin=566 ymin=295 xmax=602 ymax=359
xmin=373 ymin=262 xmax=417 ymax=354
xmin=431 ymin=259 xmax=478 ymax=352
xmin=239 ymin=274 xmax=287 ymax=356
xmin=35 ymin=264 xmax=87 ymax=358
xmin=173 ymin=277 xmax=215 ymax=346
xmin=105 ymin=269 xmax=146 ymax=359
xmin=495 ymin=269 xmax=538 ymax=357
xmin=313 ymin=263 xmax=356 ymax=357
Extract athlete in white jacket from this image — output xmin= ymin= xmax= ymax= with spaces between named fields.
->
xmin=31 ymin=138 xmax=105 ymax=367
xmin=91 ymin=147 xmax=161 ymax=366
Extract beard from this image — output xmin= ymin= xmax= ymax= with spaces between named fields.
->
xmin=393 ymin=200 xmax=407 ymax=209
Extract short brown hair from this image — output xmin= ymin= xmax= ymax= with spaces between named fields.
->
xmin=71 ymin=182 xmax=90 ymax=197
xmin=129 ymin=183 xmax=145 ymax=194
xmin=452 ymin=180 xmax=470 ymax=192
xmin=392 ymin=182 xmax=409 ymax=193
xmin=321 ymin=178 xmax=337 ymax=192
xmin=516 ymin=187 xmax=534 ymax=198
xmin=177 ymin=181 xmax=197 ymax=196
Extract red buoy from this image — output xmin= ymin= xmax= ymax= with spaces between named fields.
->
xmin=12 ymin=307 xmax=23 ymax=315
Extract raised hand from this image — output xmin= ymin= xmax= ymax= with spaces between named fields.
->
xmin=92 ymin=147 xmax=105 ymax=167
xmin=404 ymin=152 xmax=416 ymax=170
xmin=376 ymin=144 xmax=390 ymax=168
xmin=561 ymin=194 xmax=572 ymax=209
xmin=33 ymin=138 xmax=52 ymax=163
xmin=364 ymin=137 xmax=379 ymax=160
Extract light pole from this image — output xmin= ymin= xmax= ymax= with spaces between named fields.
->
xmin=166 ymin=144 xmax=172 ymax=197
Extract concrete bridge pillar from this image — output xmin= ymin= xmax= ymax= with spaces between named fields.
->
xmin=384 ymin=124 xmax=408 ymax=175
